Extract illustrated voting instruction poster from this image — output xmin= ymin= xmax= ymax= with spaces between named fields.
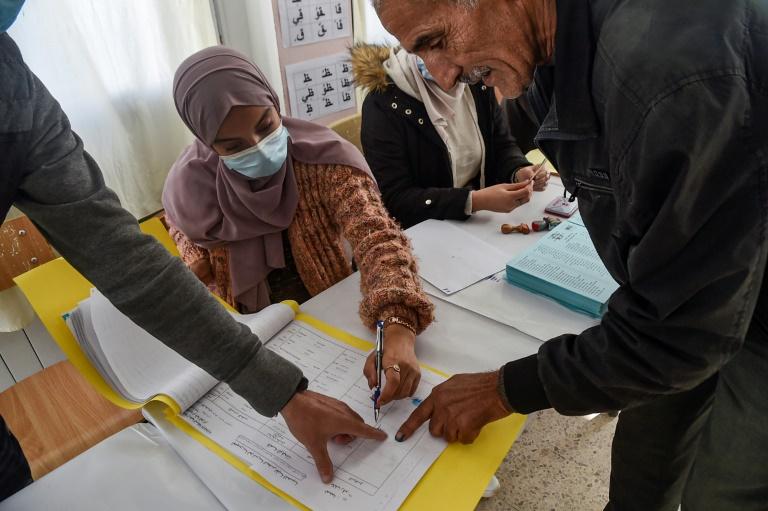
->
xmin=285 ymin=53 xmax=356 ymax=121
xmin=278 ymin=0 xmax=353 ymax=48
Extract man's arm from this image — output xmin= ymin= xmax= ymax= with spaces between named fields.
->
xmin=397 ymin=76 xmax=767 ymax=443
xmin=13 ymin=65 xmax=303 ymax=417
xmin=505 ymin=76 xmax=768 ymax=415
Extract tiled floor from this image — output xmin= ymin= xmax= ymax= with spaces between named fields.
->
xmin=477 ymin=410 xmax=618 ymax=511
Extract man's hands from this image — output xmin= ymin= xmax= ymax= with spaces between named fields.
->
xmin=396 ymin=371 xmax=512 ymax=444
xmin=471 ymin=181 xmax=533 ymax=213
xmin=364 ymin=324 xmax=420 ymax=406
xmin=514 ymin=163 xmax=552 ymax=191
xmin=281 ymin=390 xmax=387 ymax=483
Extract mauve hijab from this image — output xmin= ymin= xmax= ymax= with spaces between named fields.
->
xmin=162 ymin=46 xmax=374 ymax=312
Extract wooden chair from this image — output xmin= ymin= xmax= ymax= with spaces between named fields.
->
xmin=329 ymin=113 xmax=363 ymax=154
xmin=0 ymin=361 xmax=141 ymax=479
xmin=0 ymin=217 xmax=176 ymax=479
xmin=0 ymin=216 xmax=56 ymax=292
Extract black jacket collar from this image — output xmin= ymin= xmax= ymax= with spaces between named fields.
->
xmin=535 ymin=0 xmax=600 ymax=139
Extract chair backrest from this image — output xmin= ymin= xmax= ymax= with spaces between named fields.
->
xmin=0 ymin=216 xmax=55 ymax=292
xmin=328 ymin=113 xmax=363 ymax=154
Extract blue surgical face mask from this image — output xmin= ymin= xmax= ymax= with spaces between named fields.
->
xmin=0 ymin=0 xmax=25 ymax=33
xmin=415 ymin=56 xmax=435 ymax=82
xmin=220 ymin=124 xmax=289 ymax=179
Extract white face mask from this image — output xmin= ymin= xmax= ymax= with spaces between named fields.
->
xmin=219 ymin=124 xmax=289 ymax=179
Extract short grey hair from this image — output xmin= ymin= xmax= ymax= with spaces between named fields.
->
xmin=371 ymin=0 xmax=479 ymax=13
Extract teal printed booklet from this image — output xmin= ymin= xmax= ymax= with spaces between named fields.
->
xmin=505 ymin=214 xmax=619 ymax=317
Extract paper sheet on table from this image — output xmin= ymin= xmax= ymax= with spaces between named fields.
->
xmin=422 ymin=271 xmax=599 ymax=341
xmin=16 ymin=217 xmax=526 ymax=511
xmin=506 ymin=215 xmax=618 ymax=318
xmin=176 ymin=319 xmax=448 ymax=511
xmin=406 ymin=220 xmax=509 ymax=295
xmin=166 ymin=315 xmax=525 ymax=511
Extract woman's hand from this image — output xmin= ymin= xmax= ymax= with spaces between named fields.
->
xmin=471 ymin=181 xmax=533 ymax=213
xmin=190 ymin=258 xmax=214 ymax=285
xmin=514 ymin=163 xmax=551 ymax=191
xmin=364 ymin=324 xmax=421 ymax=406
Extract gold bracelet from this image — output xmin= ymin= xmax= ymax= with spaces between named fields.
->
xmin=383 ymin=316 xmax=416 ymax=335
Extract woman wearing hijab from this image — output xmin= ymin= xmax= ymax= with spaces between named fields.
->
xmin=163 ymin=46 xmax=434 ymax=405
xmin=352 ymin=44 xmax=551 ymax=229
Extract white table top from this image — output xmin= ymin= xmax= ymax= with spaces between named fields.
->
xmin=6 ymin=181 xmax=565 ymax=509
xmin=0 ymin=423 xmax=226 ymax=511
xmin=303 ymin=181 xmax=565 ymax=374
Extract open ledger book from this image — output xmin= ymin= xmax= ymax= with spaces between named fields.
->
xmin=62 ymin=289 xmax=503 ymax=511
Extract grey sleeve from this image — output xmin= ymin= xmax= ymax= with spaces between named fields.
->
xmin=13 ymin=69 xmax=303 ymax=417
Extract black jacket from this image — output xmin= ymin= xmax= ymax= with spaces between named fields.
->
xmin=499 ymin=94 xmax=539 ymax=155
xmin=360 ymin=82 xmax=530 ymax=228
xmin=503 ymin=0 xmax=768 ymax=415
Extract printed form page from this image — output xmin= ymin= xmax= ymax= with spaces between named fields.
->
xmin=182 ymin=321 xmax=447 ymax=511
xmin=512 ymin=221 xmax=619 ymax=303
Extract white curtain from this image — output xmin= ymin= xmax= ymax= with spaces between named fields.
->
xmin=8 ymin=0 xmax=218 ymax=217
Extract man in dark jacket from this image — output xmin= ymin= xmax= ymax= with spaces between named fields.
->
xmin=0 ymin=1 xmax=384 ymax=498
xmin=376 ymin=0 xmax=768 ymax=509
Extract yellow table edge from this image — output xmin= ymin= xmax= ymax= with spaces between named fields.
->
xmin=14 ymin=216 xmax=526 ymax=510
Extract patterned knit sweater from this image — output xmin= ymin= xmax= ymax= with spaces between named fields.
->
xmin=168 ymin=161 xmax=434 ymax=334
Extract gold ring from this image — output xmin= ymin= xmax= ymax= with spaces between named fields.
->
xmin=385 ymin=364 xmax=401 ymax=373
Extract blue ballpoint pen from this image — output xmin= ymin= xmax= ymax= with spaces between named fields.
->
xmin=373 ymin=320 xmax=384 ymax=422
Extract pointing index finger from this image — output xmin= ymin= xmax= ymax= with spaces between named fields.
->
xmin=343 ymin=417 xmax=388 ymax=441
xmin=396 ymin=394 xmax=434 ymax=442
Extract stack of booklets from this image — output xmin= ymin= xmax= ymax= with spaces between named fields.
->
xmin=505 ymin=214 xmax=619 ymax=318
xmin=59 ymin=287 xmax=520 ymax=511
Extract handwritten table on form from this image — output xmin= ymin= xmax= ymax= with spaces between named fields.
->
xmin=182 ymin=322 xmax=446 ymax=511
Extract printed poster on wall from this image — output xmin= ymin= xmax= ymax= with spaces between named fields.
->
xmin=285 ymin=53 xmax=356 ymax=121
xmin=277 ymin=0 xmax=352 ymax=48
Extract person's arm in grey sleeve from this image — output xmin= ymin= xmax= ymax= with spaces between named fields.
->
xmin=13 ymin=69 xmax=303 ymax=417
xmin=502 ymin=77 xmax=768 ymax=414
